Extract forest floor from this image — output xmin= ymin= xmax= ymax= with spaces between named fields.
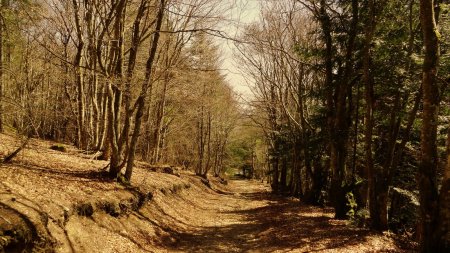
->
xmin=0 ymin=133 xmax=414 ymax=252
xmin=165 ymin=179 xmax=412 ymax=253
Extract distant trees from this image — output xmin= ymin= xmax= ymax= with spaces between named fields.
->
xmin=154 ymin=32 xmax=240 ymax=178
xmin=0 ymin=0 xmax=31 ymax=134
xmin=236 ymin=0 xmax=321 ymax=196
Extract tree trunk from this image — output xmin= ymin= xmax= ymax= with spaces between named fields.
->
xmin=107 ymin=0 xmax=126 ymax=178
xmin=280 ymin=155 xmax=287 ymax=193
xmin=197 ymin=106 xmax=205 ymax=176
xmin=108 ymin=84 xmax=121 ymax=178
xmin=125 ymin=0 xmax=166 ymax=182
xmin=85 ymin=0 xmax=99 ymax=150
xmin=268 ymin=82 xmax=279 ymax=192
xmin=203 ymin=111 xmax=212 ymax=177
xmin=363 ymin=0 xmax=388 ymax=231
xmin=439 ymin=129 xmax=450 ymax=250
xmin=271 ymin=154 xmax=279 ymax=193
xmin=153 ymin=40 xmax=171 ymax=163
xmin=328 ymin=0 xmax=358 ymax=219
xmin=0 ymin=2 xmax=3 ymax=133
xmin=318 ymin=0 xmax=342 ymax=217
xmin=290 ymin=140 xmax=301 ymax=197
xmin=418 ymin=0 xmax=441 ymax=251
xmin=363 ymin=0 xmax=375 ymax=225
xmin=72 ymin=0 xmax=86 ymax=149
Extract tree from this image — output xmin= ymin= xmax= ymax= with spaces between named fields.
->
xmin=235 ymin=0 xmax=449 ymax=235
xmin=0 ymin=1 xmax=4 ymax=133
xmin=441 ymin=128 xmax=450 ymax=250
xmin=417 ymin=0 xmax=447 ymax=251
xmin=35 ymin=0 xmax=228 ymax=181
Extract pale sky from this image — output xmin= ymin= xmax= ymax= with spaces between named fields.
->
xmin=217 ymin=0 xmax=262 ymax=101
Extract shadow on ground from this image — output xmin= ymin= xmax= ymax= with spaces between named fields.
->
xmin=167 ymin=189 xmax=385 ymax=253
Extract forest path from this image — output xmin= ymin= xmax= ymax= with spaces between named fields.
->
xmin=167 ymin=179 xmax=403 ymax=253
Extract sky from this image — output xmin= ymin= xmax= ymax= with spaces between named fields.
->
xmin=216 ymin=0 xmax=262 ymax=101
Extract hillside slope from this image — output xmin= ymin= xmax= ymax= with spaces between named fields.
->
xmin=0 ymin=134 xmax=224 ymax=252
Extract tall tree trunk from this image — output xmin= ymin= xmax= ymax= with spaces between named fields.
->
xmin=363 ymin=0 xmax=388 ymax=231
xmin=197 ymin=105 xmax=205 ymax=176
xmin=280 ymin=155 xmax=287 ymax=193
xmin=98 ymin=95 xmax=110 ymax=159
xmin=125 ymin=0 xmax=166 ymax=182
xmin=85 ymin=0 xmax=99 ymax=150
xmin=153 ymin=39 xmax=171 ymax=163
xmin=318 ymin=0 xmax=341 ymax=217
xmin=0 ymin=2 xmax=3 ymax=133
xmin=153 ymin=75 xmax=168 ymax=163
xmin=72 ymin=0 xmax=86 ymax=149
xmin=268 ymin=83 xmax=279 ymax=192
xmin=118 ymin=0 xmax=147 ymax=168
xmin=107 ymin=84 xmax=120 ymax=176
xmin=108 ymin=0 xmax=126 ymax=178
xmin=271 ymin=152 xmax=279 ymax=193
xmin=438 ymin=127 xmax=450 ymax=252
xmin=439 ymin=129 xmax=450 ymax=250
xmin=328 ymin=0 xmax=358 ymax=219
xmin=203 ymin=111 xmax=212 ymax=178
xmin=418 ymin=0 xmax=441 ymax=251
xmin=363 ymin=0 xmax=375 ymax=220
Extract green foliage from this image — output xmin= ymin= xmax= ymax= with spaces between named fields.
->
xmin=225 ymin=118 xmax=265 ymax=176
xmin=293 ymin=44 xmax=323 ymax=61
xmin=345 ymin=192 xmax=358 ymax=219
xmin=350 ymin=208 xmax=370 ymax=228
xmin=227 ymin=138 xmax=254 ymax=171
xmin=389 ymin=187 xmax=419 ymax=233
xmin=439 ymin=4 xmax=450 ymax=79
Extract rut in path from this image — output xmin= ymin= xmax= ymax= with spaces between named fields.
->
xmin=166 ymin=179 xmax=404 ymax=253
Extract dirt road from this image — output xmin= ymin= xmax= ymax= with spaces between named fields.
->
xmin=166 ymin=179 xmax=406 ymax=253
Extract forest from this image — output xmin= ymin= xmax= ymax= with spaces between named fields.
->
xmin=0 ymin=0 xmax=449 ymax=252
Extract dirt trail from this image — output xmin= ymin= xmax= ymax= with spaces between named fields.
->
xmin=167 ymin=179 xmax=405 ymax=253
